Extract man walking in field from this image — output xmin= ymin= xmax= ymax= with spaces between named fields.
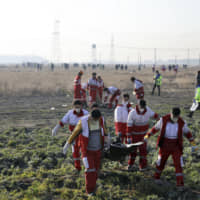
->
xmin=130 ymin=77 xmax=144 ymax=101
xmin=73 ymin=71 xmax=83 ymax=101
xmin=52 ymin=100 xmax=89 ymax=171
xmin=196 ymin=70 xmax=200 ymax=86
xmin=87 ymin=72 xmax=98 ymax=106
xmin=144 ymin=107 xmax=198 ymax=190
xmin=114 ymin=93 xmax=132 ymax=143
xmin=97 ymin=76 xmax=104 ymax=103
xmin=127 ymin=100 xmax=158 ymax=171
xmin=188 ymin=83 xmax=200 ymax=118
xmin=63 ymin=109 xmax=107 ymax=196
xmin=152 ymin=70 xmax=162 ymax=96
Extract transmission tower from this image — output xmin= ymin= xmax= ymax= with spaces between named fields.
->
xmin=52 ymin=20 xmax=61 ymax=63
xmin=110 ymin=34 xmax=115 ymax=64
xmin=91 ymin=44 xmax=97 ymax=64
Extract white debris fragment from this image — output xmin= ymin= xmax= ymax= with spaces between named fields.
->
xmin=62 ymin=104 xmax=68 ymax=107
xmin=50 ymin=107 xmax=55 ymax=110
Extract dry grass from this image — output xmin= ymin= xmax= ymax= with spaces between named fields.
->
xmin=0 ymin=66 xmax=199 ymax=96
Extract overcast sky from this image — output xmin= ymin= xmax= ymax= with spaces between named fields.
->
xmin=0 ymin=0 xmax=200 ymax=62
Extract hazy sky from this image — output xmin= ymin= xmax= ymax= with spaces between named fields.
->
xmin=0 ymin=0 xmax=200 ymax=62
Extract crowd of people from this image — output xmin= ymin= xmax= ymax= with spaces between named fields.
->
xmin=51 ymin=69 xmax=200 ymax=196
xmin=152 ymin=64 xmax=180 ymax=74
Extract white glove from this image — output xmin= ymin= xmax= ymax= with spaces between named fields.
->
xmin=63 ymin=142 xmax=70 ymax=155
xmin=52 ymin=124 xmax=61 ymax=136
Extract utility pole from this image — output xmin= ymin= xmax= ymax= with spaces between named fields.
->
xmin=175 ymin=56 xmax=177 ymax=65
xmin=187 ymin=48 xmax=190 ymax=66
xmin=91 ymin=44 xmax=97 ymax=64
xmin=127 ymin=56 xmax=130 ymax=65
xmin=110 ymin=33 xmax=115 ymax=65
xmin=154 ymin=48 xmax=157 ymax=66
xmin=199 ymin=53 xmax=200 ymax=66
xmin=52 ymin=20 xmax=61 ymax=63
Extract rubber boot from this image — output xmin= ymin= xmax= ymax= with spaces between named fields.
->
xmin=188 ymin=111 xmax=194 ymax=118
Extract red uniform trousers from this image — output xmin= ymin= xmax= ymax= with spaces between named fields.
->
xmin=74 ymin=76 xmax=81 ymax=100
xmin=81 ymin=88 xmax=87 ymax=105
xmin=135 ymin=87 xmax=144 ymax=100
xmin=98 ymin=87 xmax=103 ymax=102
xmin=81 ymin=89 xmax=86 ymax=101
xmin=154 ymin=139 xmax=184 ymax=186
xmin=108 ymin=90 xmax=121 ymax=108
xmin=128 ymin=134 xmax=147 ymax=169
xmin=74 ymin=87 xmax=81 ymax=100
xmin=84 ymin=150 xmax=101 ymax=194
xmin=70 ymin=125 xmax=81 ymax=171
xmin=89 ymin=86 xmax=97 ymax=104
xmin=115 ymin=122 xmax=127 ymax=143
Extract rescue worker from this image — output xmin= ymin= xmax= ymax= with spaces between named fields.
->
xmin=127 ymin=100 xmax=158 ymax=171
xmin=174 ymin=65 xmax=179 ymax=74
xmin=81 ymin=83 xmax=88 ymax=107
xmin=97 ymin=76 xmax=104 ymax=103
xmin=161 ymin=65 xmax=166 ymax=72
xmin=103 ymin=86 xmax=121 ymax=109
xmin=152 ymin=65 xmax=155 ymax=73
xmin=52 ymin=100 xmax=89 ymax=171
xmin=87 ymin=72 xmax=98 ymax=106
xmin=196 ymin=70 xmax=200 ymax=86
xmin=188 ymin=83 xmax=200 ymax=118
xmin=130 ymin=77 xmax=144 ymax=100
xmin=144 ymin=107 xmax=198 ymax=190
xmin=73 ymin=71 xmax=83 ymax=101
xmin=152 ymin=70 xmax=162 ymax=96
xmin=114 ymin=93 xmax=133 ymax=143
xmin=63 ymin=109 xmax=107 ymax=196
xmin=91 ymin=103 xmax=108 ymax=137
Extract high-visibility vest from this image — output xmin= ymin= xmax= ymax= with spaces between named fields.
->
xmin=154 ymin=74 xmax=162 ymax=86
xmin=195 ymin=86 xmax=200 ymax=102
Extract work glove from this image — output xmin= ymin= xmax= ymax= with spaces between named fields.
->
xmin=63 ymin=142 xmax=70 ymax=155
xmin=132 ymin=91 xmax=136 ymax=95
xmin=144 ymin=135 xmax=149 ymax=142
xmin=191 ymin=141 xmax=199 ymax=153
xmin=52 ymin=124 xmax=61 ymax=136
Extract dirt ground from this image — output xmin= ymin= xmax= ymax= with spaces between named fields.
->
xmin=0 ymin=66 xmax=199 ymax=131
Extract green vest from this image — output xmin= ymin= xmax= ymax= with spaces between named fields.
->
xmin=195 ymin=87 xmax=200 ymax=102
xmin=154 ymin=74 xmax=162 ymax=86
